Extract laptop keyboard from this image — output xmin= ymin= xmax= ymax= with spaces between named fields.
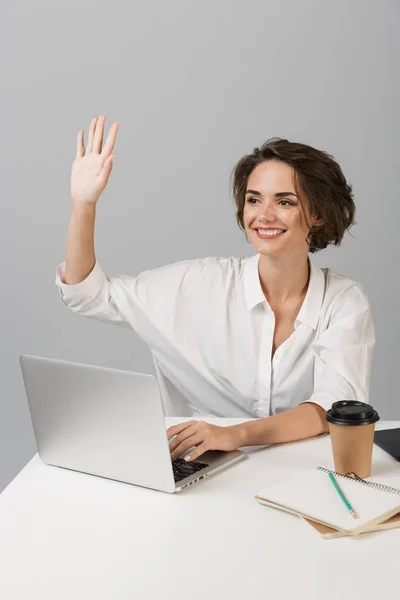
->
xmin=172 ymin=457 xmax=209 ymax=483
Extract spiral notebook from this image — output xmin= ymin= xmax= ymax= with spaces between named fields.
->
xmin=256 ymin=466 xmax=400 ymax=536
xmin=301 ymin=512 xmax=400 ymax=539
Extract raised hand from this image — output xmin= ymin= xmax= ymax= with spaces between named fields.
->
xmin=70 ymin=115 xmax=119 ymax=208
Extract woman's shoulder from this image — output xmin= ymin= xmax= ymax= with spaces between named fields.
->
xmin=134 ymin=255 xmax=250 ymax=296
xmin=321 ymin=266 xmax=371 ymax=311
xmin=139 ymin=255 xmax=249 ymax=279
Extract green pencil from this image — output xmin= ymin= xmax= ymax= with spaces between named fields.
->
xmin=328 ymin=472 xmax=359 ymax=519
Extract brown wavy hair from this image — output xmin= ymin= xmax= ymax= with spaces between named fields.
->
xmin=231 ymin=138 xmax=355 ymax=253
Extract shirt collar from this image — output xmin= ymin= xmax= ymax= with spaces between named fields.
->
xmin=243 ymin=254 xmax=326 ymax=330
xmin=296 ymin=259 xmax=326 ymax=330
xmin=243 ymin=254 xmax=265 ymax=310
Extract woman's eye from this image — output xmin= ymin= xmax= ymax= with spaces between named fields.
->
xmin=246 ymin=197 xmax=295 ymax=206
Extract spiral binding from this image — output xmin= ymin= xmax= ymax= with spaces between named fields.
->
xmin=317 ymin=466 xmax=400 ymax=496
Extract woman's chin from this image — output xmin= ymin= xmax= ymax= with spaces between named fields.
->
xmin=251 ymin=237 xmax=286 ymax=256
xmin=250 ymin=237 xmax=308 ymax=260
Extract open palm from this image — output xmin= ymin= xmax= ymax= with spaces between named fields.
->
xmin=71 ymin=115 xmax=119 ymax=207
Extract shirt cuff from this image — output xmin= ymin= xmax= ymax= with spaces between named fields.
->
xmin=55 ymin=261 xmax=105 ymax=300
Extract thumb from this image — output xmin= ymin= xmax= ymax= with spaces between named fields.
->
xmin=98 ymin=154 xmax=115 ymax=185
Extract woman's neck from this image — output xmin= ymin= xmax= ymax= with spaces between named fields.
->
xmin=258 ymin=252 xmax=310 ymax=305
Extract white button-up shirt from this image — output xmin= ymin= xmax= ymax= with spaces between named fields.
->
xmin=55 ymin=254 xmax=375 ymax=418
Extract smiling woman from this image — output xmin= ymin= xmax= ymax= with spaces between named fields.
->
xmin=233 ymin=137 xmax=355 ymax=254
xmin=55 ymin=117 xmax=374 ymax=463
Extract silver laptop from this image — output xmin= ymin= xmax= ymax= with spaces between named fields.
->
xmin=19 ymin=354 xmax=245 ymax=493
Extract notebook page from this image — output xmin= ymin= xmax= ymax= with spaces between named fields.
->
xmin=256 ymin=469 xmax=400 ymax=533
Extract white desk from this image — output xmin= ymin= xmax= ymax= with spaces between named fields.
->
xmin=1 ymin=419 xmax=400 ymax=599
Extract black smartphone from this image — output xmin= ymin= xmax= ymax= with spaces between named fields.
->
xmin=374 ymin=428 xmax=400 ymax=461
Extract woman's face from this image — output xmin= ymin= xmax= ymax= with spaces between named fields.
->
xmin=243 ymin=160 xmax=318 ymax=259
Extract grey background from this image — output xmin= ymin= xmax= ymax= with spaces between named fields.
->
xmin=1 ymin=0 xmax=398 ymax=494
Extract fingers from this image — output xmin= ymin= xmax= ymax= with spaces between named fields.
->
xmin=168 ymin=421 xmax=212 ymax=461
xmin=78 ymin=115 xmax=119 ymax=159
xmin=169 ymin=427 xmax=197 ymax=453
xmin=92 ymin=115 xmax=105 ymax=154
xmin=75 ymin=130 xmax=84 ymax=160
xmin=184 ymin=443 xmax=208 ymax=462
xmin=170 ymin=433 xmax=202 ymax=461
xmin=167 ymin=420 xmax=196 ymax=441
xmin=86 ymin=117 xmax=98 ymax=154
xmin=101 ymin=122 xmax=120 ymax=159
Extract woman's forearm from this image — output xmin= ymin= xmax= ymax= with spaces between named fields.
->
xmin=64 ymin=204 xmax=97 ymax=284
xmin=235 ymin=402 xmax=329 ymax=447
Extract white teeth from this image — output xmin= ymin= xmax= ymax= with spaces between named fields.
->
xmin=257 ymin=229 xmax=285 ymax=236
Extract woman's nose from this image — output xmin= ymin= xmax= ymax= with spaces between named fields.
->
xmin=259 ymin=201 xmax=277 ymax=222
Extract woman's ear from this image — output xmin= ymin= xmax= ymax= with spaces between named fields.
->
xmin=312 ymin=214 xmax=324 ymax=228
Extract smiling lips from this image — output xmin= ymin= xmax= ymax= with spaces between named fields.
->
xmin=254 ymin=228 xmax=286 ymax=239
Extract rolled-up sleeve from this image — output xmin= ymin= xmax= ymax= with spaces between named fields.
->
xmin=54 ymin=258 xmax=202 ymax=348
xmin=55 ymin=261 xmax=132 ymax=328
xmin=301 ymin=285 xmax=375 ymax=411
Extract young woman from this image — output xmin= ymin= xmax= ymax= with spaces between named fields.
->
xmin=56 ymin=115 xmax=374 ymax=463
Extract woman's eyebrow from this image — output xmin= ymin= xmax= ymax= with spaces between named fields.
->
xmin=245 ymin=189 xmax=298 ymax=198
xmin=245 ymin=189 xmax=261 ymax=196
xmin=275 ymin=191 xmax=298 ymax=198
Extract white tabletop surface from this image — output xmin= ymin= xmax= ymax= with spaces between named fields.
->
xmin=1 ymin=418 xmax=400 ymax=600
